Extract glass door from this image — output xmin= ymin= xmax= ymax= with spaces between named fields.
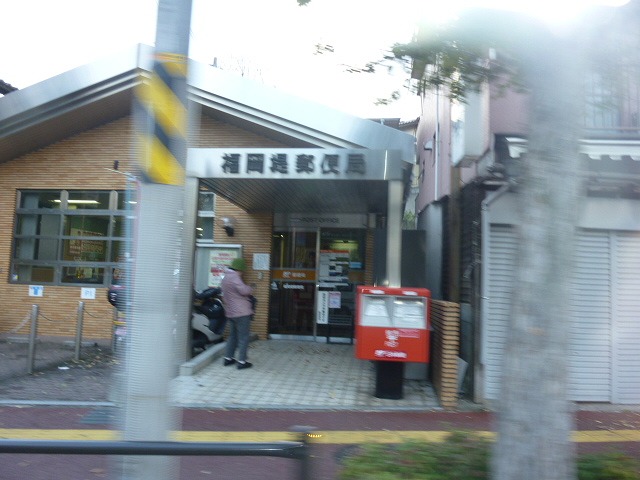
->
xmin=268 ymin=227 xmax=367 ymax=339
xmin=315 ymin=228 xmax=366 ymax=341
xmin=269 ymin=230 xmax=317 ymax=336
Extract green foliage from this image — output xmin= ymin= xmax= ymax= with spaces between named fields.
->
xmin=297 ymin=1 xmax=640 ymax=104
xmin=339 ymin=431 xmax=490 ymax=480
xmin=402 ymin=211 xmax=416 ymax=230
xmin=338 ymin=432 xmax=640 ymax=480
xmin=577 ymin=452 xmax=640 ymax=480
xmin=390 ymin=9 xmax=548 ymax=102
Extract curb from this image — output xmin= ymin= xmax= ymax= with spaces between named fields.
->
xmin=179 ymin=334 xmax=259 ymax=376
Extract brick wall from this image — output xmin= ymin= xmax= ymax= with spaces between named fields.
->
xmin=193 ymin=115 xmax=285 ymax=339
xmin=214 ymin=200 xmax=273 ymax=339
xmin=431 ymin=300 xmax=460 ymax=410
xmin=364 ymin=230 xmax=375 ymax=286
xmin=0 ymin=118 xmax=133 ymax=341
xmin=0 ymin=114 xmax=286 ymax=342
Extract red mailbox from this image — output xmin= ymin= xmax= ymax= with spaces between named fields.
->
xmin=355 ymin=286 xmax=431 ymax=363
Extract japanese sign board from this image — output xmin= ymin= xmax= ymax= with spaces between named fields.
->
xmin=318 ymin=250 xmax=350 ymax=283
xmin=187 ymin=148 xmax=407 ymax=181
xmin=316 ymin=291 xmax=329 ymax=325
xmin=272 ymin=269 xmax=316 ymax=282
xmin=208 ymin=248 xmax=239 ymax=287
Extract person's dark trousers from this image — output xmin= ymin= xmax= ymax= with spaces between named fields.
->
xmin=224 ymin=315 xmax=252 ymax=362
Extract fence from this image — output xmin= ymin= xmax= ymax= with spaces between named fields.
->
xmin=5 ymin=302 xmax=95 ymax=375
xmin=430 ymin=300 xmax=461 ymax=410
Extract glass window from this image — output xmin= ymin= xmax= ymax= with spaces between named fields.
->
xmin=10 ymin=190 xmax=129 ymax=286
xmin=320 ymin=228 xmax=365 ymax=270
xmin=61 ymin=266 xmax=105 ymax=284
xmin=14 ymin=238 xmax=59 ymax=261
xmin=583 ymin=73 xmax=620 ymax=132
xmin=111 ymin=216 xmax=129 ymax=238
xmin=63 ymin=215 xmax=110 ymax=236
xmin=62 ymin=239 xmax=108 ymax=262
xmin=272 ymin=231 xmax=317 ymax=269
xmin=196 ymin=189 xmax=216 ymax=242
xmin=196 ymin=217 xmax=214 ymax=241
xmin=15 ymin=214 xmax=61 ymax=236
xmin=110 ymin=240 xmax=131 ymax=262
xmin=117 ymin=189 xmax=137 ymax=210
xmin=12 ymin=265 xmax=55 ymax=283
xmin=67 ymin=191 xmax=110 ymax=209
xmin=198 ymin=192 xmax=215 ymax=213
xmin=19 ymin=190 xmax=62 ymax=209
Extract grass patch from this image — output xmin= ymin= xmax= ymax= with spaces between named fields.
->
xmin=338 ymin=431 xmax=640 ymax=480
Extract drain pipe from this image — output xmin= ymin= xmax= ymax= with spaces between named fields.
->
xmin=477 ymin=183 xmax=510 ymax=401
xmin=434 ymin=86 xmax=440 ymax=200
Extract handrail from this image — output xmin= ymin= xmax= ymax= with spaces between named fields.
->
xmin=0 ymin=426 xmax=316 ymax=480
xmin=0 ymin=439 xmax=304 ymax=458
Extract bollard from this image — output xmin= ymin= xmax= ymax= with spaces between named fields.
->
xmin=111 ymin=307 xmax=117 ymax=352
xmin=291 ymin=426 xmax=317 ymax=480
xmin=27 ymin=305 xmax=39 ymax=375
xmin=74 ymin=301 xmax=84 ymax=361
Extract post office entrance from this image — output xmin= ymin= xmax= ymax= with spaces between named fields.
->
xmin=269 ymin=227 xmax=366 ymax=340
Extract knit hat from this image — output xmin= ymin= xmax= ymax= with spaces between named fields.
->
xmin=230 ymin=258 xmax=247 ymax=271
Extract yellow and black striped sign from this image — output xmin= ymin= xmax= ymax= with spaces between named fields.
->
xmin=135 ymin=53 xmax=188 ymax=185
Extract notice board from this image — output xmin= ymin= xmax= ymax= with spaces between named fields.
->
xmin=194 ymin=244 xmax=242 ymax=290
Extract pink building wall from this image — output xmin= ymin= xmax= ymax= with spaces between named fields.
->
xmin=415 ymin=85 xmax=530 ymax=213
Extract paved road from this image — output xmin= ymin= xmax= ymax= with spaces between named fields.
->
xmin=1 ymin=406 xmax=639 ymax=480
xmin=2 ymin=341 xmax=639 ymax=479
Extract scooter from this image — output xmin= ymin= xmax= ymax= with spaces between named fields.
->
xmin=107 ymin=284 xmax=226 ymax=356
xmin=191 ymin=287 xmax=226 ymax=354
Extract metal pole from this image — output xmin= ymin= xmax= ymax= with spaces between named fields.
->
xmin=27 ymin=305 xmax=39 ymax=375
xmin=0 ymin=438 xmax=308 ymax=458
xmin=122 ymin=1 xmax=193 ymax=479
xmin=386 ymin=180 xmax=403 ymax=287
xmin=74 ymin=301 xmax=85 ymax=361
xmin=291 ymin=426 xmax=316 ymax=480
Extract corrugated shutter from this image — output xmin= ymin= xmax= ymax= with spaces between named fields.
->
xmin=484 ymin=223 xmax=640 ymax=404
xmin=484 ymin=224 xmax=518 ymax=400
xmin=612 ymin=232 xmax=640 ymax=403
xmin=569 ymin=230 xmax=612 ymax=401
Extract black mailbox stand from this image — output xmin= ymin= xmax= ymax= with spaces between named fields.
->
xmin=374 ymin=361 xmax=405 ymax=399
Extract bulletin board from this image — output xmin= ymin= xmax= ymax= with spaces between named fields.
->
xmin=194 ymin=244 xmax=243 ymax=291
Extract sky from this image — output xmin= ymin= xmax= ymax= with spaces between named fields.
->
xmin=1 ymin=0 xmax=425 ymax=120
xmin=1 ymin=0 xmax=628 ymax=120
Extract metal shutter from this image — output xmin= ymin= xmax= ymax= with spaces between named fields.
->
xmin=612 ymin=232 xmax=640 ymax=403
xmin=484 ymin=224 xmax=518 ymax=400
xmin=484 ymin=226 xmax=639 ymax=404
xmin=569 ymin=230 xmax=612 ymax=401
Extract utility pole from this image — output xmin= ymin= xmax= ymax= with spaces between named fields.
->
xmin=118 ymin=1 xmax=193 ymax=479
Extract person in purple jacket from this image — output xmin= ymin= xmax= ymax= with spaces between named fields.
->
xmin=220 ymin=257 xmax=255 ymax=369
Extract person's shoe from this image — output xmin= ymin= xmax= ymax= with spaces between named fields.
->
xmin=237 ymin=361 xmax=253 ymax=370
xmin=223 ymin=358 xmax=236 ymax=366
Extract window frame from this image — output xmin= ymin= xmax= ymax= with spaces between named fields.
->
xmin=10 ymin=189 xmax=132 ymax=287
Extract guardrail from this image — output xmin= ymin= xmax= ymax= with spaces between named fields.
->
xmin=0 ymin=426 xmax=316 ymax=480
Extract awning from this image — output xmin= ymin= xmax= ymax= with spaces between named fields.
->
xmin=188 ymin=148 xmax=411 ymax=214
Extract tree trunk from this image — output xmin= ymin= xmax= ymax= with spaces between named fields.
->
xmin=492 ymin=33 xmax=584 ymax=480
